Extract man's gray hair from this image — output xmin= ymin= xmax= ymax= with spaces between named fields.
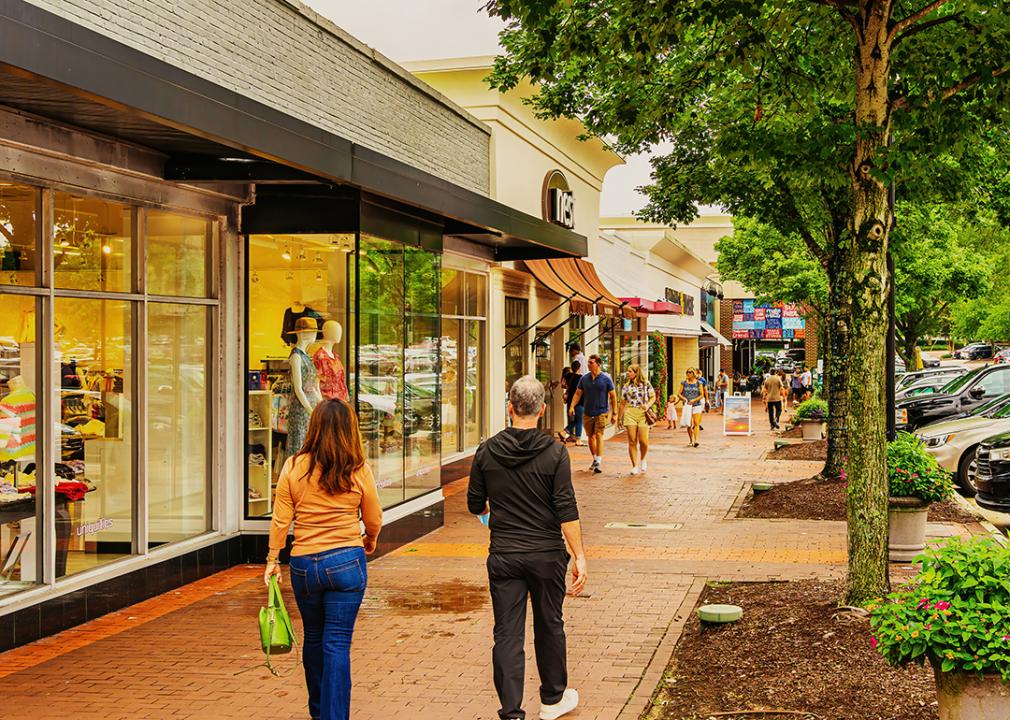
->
xmin=509 ymin=375 xmax=545 ymax=417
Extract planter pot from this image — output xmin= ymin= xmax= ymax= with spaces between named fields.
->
xmin=799 ymin=419 xmax=824 ymax=441
xmin=888 ymin=496 xmax=929 ymax=562
xmin=935 ymin=666 xmax=1010 ymax=719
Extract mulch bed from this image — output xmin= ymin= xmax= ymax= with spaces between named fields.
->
xmin=768 ymin=439 xmax=826 ymax=461
xmin=740 ymin=474 xmax=979 ymax=524
xmin=645 ymin=579 xmax=937 ymax=720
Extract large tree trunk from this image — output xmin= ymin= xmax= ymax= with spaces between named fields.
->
xmin=844 ymin=8 xmax=893 ymax=606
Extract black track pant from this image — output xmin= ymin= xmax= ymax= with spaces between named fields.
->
xmin=767 ymin=400 xmax=782 ymax=428
xmin=487 ymin=550 xmax=569 ymax=719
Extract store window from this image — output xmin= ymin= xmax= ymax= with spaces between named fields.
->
xmin=0 ymin=294 xmax=39 ymax=597
xmin=245 ymin=233 xmax=353 ymax=518
xmin=0 ymin=183 xmax=38 ymax=287
xmin=440 ymin=269 xmax=486 ymax=457
xmin=54 ymin=298 xmax=132 ymax=576
xmin=148 ymin=303 xmax=211 ymax=546
xmin=53 ymin=194 xmax=132 ymax=293
xmin=404 ymin=246 xmax=440 ymax=499
xmin=504 ymin=297 xmax=528 ymax=393
xmin=0 ymin=181 xmax=219 ymax=599
xmin=147 ymin=210 xmax=213 ymax=297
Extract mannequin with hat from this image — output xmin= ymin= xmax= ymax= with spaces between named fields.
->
xmin=286 ymin=316 xmax=323 ymax=453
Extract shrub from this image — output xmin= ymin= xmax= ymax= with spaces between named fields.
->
xmin=871 ymin=537 xmax=1010 ymax=681
xmin=887 ymin=432 xmax=955 ymax=503
xmin=793 ymin=397 xmax=827 ymax=422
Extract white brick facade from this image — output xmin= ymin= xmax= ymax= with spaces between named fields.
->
xmin=26 ymin=0 xmax=491 ymax=193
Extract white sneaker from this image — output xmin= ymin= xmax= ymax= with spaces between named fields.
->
xmin=640 ymin=460 xmax=648 ymax=472
xmin=540 ymin=688 xmax=579 ymax=720
xmin=629 ymin=466 xmax=640 ymax=475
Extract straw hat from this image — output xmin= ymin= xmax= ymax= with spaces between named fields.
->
xmin=286 ymin=317 xmax=320 ymax=336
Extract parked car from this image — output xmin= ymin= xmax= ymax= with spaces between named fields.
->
xmin=895 ymin=354 xmax=906 ymax=375
xmin=782 ymin=348 xmax=807 ymax=363
xmin=774 ymin=357 xmax=796 ymax=373
xmin=896 ymin=367 xmax=967 ymax=393
xmin=896 ymin=378 xmax=954 ymax=402
xmin=973 ymin=433 xmax=1010 ymax=512
xmin=994 ymin=348 xmax=1010 ymax=365
xmin=954 ymin=342 xmax=995 ymax=360
xmin=918 ymin=393 xmax=1010 ymax=496
xmin=895 ymin=364 xmax=1010 ymax=432
xmin=921 ymin=354 xmax=941 ymax=368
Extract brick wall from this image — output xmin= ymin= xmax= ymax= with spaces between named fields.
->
xmin=27 ymin=0 xmax=491 ymax=194
xmin=720 ymin=297 xmax=735 ymax=374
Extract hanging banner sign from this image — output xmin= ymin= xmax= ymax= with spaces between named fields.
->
xmin=731 ymin=302 xmax=805 ymax=340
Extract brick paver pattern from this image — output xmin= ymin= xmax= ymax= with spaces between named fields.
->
xmin=0 ymin=408 xmax=973 ymax=719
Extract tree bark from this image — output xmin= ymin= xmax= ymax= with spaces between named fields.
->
xmin=822 ymin=254 xmax=848 ymax=480
xmin=844 ymin=4 xmax=893 ymax=606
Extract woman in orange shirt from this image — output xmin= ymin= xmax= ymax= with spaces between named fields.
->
xmin=265 ymin=399 xmax=383 ymax=720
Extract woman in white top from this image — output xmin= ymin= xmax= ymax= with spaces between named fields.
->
xmin=617 ymin=364 xmax=656 ymax=475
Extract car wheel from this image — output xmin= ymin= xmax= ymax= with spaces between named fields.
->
xmin=957 ymin=447 xmax=979 ymax=498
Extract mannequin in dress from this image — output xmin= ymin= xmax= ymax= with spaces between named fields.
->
xmin=312 ymin=320 xmax=349 ymax=401
xmin=285 ymin=317 xmax=323 ymax=452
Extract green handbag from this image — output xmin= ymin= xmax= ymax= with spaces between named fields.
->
xmin=257 ymin=575 xmax=298 ymax=676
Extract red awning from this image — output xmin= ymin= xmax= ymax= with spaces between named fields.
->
xmin=620 ymin=297 xmax=681 ymax=315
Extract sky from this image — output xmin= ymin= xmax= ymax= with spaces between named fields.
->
xmin=304 ymin=0 xmax=657 ymax=217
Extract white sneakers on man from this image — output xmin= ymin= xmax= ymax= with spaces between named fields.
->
xmin=540 ymin=688 xmax=579 ymax=720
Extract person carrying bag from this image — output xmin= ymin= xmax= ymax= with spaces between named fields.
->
xmin=265 ymin=399 xmax=383 ymax=720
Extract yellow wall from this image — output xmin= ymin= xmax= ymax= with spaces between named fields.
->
xmin=671 ymin=337 xmax=701 ymax=386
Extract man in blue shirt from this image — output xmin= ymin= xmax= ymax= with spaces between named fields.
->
xmin=567 ymin=354 xmax=617 ymax=474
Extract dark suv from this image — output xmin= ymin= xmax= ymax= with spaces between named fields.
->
xmin=895 ymin=365 xmax=1010 ymax=432
xmin=974 ymin=433 xmax=1010 ymax=512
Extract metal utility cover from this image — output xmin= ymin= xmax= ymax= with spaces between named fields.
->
xmin=605 ymin=522 xmax=683 ymax=530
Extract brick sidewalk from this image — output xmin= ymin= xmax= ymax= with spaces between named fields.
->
xmin=0 ymin=414 xmax=972 ymax=720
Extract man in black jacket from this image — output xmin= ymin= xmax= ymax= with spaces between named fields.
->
xmin=469 ymin=375 xmax=587 ymax=720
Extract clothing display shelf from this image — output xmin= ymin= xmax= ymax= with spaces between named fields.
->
xmin=247 ymin=390 xmax=273 ymax=515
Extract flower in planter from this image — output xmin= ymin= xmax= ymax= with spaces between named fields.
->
xmin=887 ymin=432 xmax=955 ymax=503
xmin=793 ymin=397 xmax=827 ymax=422
xmin=871 ymin=536 xmax=1010 ymax=681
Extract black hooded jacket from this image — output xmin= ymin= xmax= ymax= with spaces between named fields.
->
xmin=467 ymin=427 xmax=579 ymax=554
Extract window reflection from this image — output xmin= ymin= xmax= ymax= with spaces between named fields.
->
xmin=53 ymin=194 xmax=131 ymax=293
xmin=0 ymin=183 xmax=38 ymax=287
xmin=146 ymin=211 xmax=211 ymax=297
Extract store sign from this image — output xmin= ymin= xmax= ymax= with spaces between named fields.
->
xmin=731 ymin=300 xmax=805 ymax=340
xmin=663 ymin=288 xmax=695 ymax=316
xmin=541 ymin=170 xmax=575 ymax=229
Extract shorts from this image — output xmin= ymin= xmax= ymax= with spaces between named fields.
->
xmin=680 ymin=403 xmax=703 ymax=427
xmin=583 ymin=413 xmax=609 ymax=437
xmin=623 ymin=406 xmax=648 ymax=429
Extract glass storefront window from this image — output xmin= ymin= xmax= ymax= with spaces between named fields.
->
xmin=146 ymin=211 xmax=212 ymax=297
xmin=359 ymin=234 xmax=405 ymax=507
xmin=464 ymin=319 xmax=483 ymax=449
xmin=441 ymin=320 xmax=460 ymax=454
xmin=53 ymin=194 xmax=132 ymax=293
xmin=504 ymin=297 xmax=528 ymax=394
xmin=0 ymin=183 xmax=38 ymax=287
xmin=404 ymin=247 xmax=440 ymax=499
xmin=54 ymin=297 xmax=132 ymax=577
xmin=148 ymin=303 xmax=210 ymax=545
xmin=245 ymin=233 xmax=353 ymax=518
xmin=0 ymin=294 xmax=39 ymax=597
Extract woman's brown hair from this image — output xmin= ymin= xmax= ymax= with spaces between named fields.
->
xmin=296 ymin=399 xmax=365 ymax=494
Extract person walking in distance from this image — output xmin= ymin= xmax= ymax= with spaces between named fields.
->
xmin=617 ymin=363 xmax=656 ymax=475
xmin=266 ymin=399 xmax=383 ymax=720
xmin=714 ymin=369 xmax=730 ymax=413
xmin=789 ymin=367 xmax=804 ymax=409
xmin=568 ymin=343 xmax=588 ymax=377
xmin=568 ymin=354 xmax=617 ymax=474
xmin=800 ymin=364 xmax=813 ymax=401
xmin=678 ymin=368 xmax=705 ymax=447
xmin=468 ymin=375 xmax=587 ymax=720
xmin=559 ymin=360 xmax=585 ymax=445
xmin=763 ymin=369 xmax=786 ymax=430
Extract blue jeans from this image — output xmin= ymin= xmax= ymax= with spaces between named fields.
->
xmin=289 ymin=546 xmax=367 ymax=720
xmin=565 ymin=405 xmax=584 ymax=438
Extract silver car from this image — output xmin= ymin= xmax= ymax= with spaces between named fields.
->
xmin=919 ymin=393 xmax=1010 ymax=496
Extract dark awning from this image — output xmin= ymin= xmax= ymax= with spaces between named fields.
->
xmin=0 ymin=0 xmax=586 ymax=260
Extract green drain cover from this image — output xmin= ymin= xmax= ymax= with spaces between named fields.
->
xmin=698 ymin=604 xmax=744 ymax=623
xmin=752 ymin=482 xmax=774 ymax=493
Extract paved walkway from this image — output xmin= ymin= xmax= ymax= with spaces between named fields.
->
xmin=0 ymin=410 xmax=974 ymax=720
